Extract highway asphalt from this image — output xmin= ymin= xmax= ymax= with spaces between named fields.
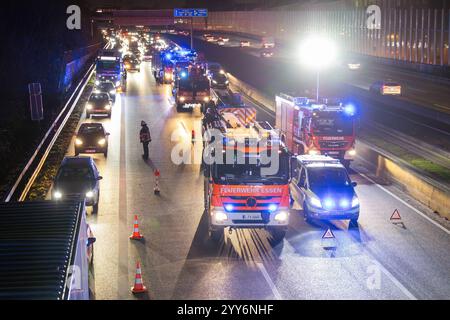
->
xmin=59 ymin=60 xmax=450 ymax=300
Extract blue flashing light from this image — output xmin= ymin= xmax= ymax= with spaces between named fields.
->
xmin=344 ymin=103 xmax=356 ymax=116
xmin=180 ymin=71 xmax=187 ymax=78
xmin=268 ymin=204 xmax=278 ymax=212
xmin=339 ymin=199 xmax=350 ymax=209
xmin=225 ymin=204 xmax=234 ymax=212
xmin=165 ymin=53 xmax=172 ymax=60
xmin=323 ymin=198 xmax=335 ymax=210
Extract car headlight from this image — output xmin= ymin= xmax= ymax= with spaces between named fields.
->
xmin=352 ymin=196 xmax=360 ymax=208
xmin=179 ymin=96 xmax=185 ymax=102
xmin=212 ymin=80 xmax=217 ymax=84
xmin=86 ymin=104 xmax=93 ymax=110
xmin=98 ymin=138 xmax=106 ymax=146
xmin=274 ymin=211 xmax=288 ymax=222
xmin=308 ymin=196 xmax=322 ymax=208
xmin=214 ymin=210 xmax=228 ymax=222
xmin=308 ymin=149 xmax=319 ymax=155
xmin=54 ymin=191 xmax=62 ymax=199
xmin=75 ymin=138 xmax=83 ymax=146
xmin=105 ymin=105 xmax=111 ymax=110
xmin=348 ymin=149 xmax=356 ymax=156
xmin=225 ymin=80 xmax=229 ymax=84
xmin=203 ymin=97 xmax=210 ymax=102
xmin=86 ymin=191 xmax=94 ymax=198
xmin=95 ymin=80 xmax=100 ymax=85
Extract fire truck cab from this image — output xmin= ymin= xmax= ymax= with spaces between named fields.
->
xmin=202 ymin=101 xmax=291 ymax=243
xmin=276 ymin=93 xmax=357 ymax=168
xmin=173 ymin=64 xmax=211 ymax=112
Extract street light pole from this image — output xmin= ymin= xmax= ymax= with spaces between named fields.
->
xmin=316 ymin=70 xmax=320 ymax=101
xmin=190 ymin=17 xmax=194 ymax=50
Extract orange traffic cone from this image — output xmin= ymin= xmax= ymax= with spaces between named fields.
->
xmin=129 ymin=215 xmax=144 ymax=240
xmin=131 ymin=261 xmax=147 ymax=294
xmin=191 ymin=129 xmax=196 ymax=144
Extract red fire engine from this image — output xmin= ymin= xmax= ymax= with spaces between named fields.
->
xmin=275 ymin=93 xmax=357 ymax=168
xmin=202 ymin=97 xmax=291 ymax=243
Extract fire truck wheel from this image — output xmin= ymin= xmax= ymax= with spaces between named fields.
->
xmin=268 ymin=228 xmax=286 ymax=244
xmin=209 ymin=228 xmax=224 ymax=242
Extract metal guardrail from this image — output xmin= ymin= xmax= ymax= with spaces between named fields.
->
xmin=4 ymin=63 xmax=96 ymax=202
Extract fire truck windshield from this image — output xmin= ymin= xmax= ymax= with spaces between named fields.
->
xmin=96 ymin=60 xmax=120 ymax=73
xmin=179 ymin=79 xmax=210 ymax=91
xmin=311 ymin=114 xmax=353 ymax=136
xmin=212 ymin=153 xmax=289 ymax=185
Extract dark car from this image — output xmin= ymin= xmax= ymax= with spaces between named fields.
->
xmin=94 ymin=81 xmax=116 ymax=102
xmin=124 ymin=56 xmax=141 ymax=72
xmin=260 ymin=49 xmax=274 ymax=58
xmin=75 ymin=123 xmax=110 ymax=157
xmin=86 ymin=92 xmax=112 ymax=118
xmin=52 ymin=157 xmax=103 ymax=213
xmin=209 ymin=71 xmax=229 ymax=89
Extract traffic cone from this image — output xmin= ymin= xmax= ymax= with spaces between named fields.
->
xmin=191 ymin=129 xmax=196 ymax=144
xmin=129 ymin=215 xmax=144 ymax=240
xmin=131 ymin=261 xmax=147 ymax=294
xmin=154 ymin=169 xmax=160 ymax=195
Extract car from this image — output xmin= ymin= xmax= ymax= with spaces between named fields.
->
xmin=217 ymin=37 xmax=225 ymax=46
xmin=52 ymin=157 xmax=103 ymax=214
xmin=290 ymin=155 xmax=360 ymax=226
xmin=240 ymin=40 xmax=251 ymax=47
xmin=206 ymin=62 xmax=223 ymax=75
xmin=370 ymin=80 xmax=402 ymax=95
xmin=75 ymin=123 xmax=110 ymax=157
xmin=85 ymin=92 xmax=112 ymax=118
xmin=260 ymin=49 xmax=274 ymax=58
xmin=123 ymin=56 xmax=141 ymax=72
xmin=221 ymin=37 xmax=230 ymax=42
xmin=142 ymin=49 xmax=153 ymax=61
xmin=94 ymin=80 xmax=117 ymax=101
xmin=209 ymin=71 xmax=229 ymax=89
xmin=347 ymin=62 xmax=361 ymax=70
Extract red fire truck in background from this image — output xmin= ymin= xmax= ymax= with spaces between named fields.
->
xmin=174 ymin=64 xmax=211 ymax=112
xmin=275 ymin=93 xmax=357 ymax=168
xmin=202 ymin=95 xmax=291 ymax=243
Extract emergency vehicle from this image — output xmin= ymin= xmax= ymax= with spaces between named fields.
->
xmin=202 ymin=97 xmax=291 ymax=243
xmin=152 ymin=51 xmax=175 ymax=84
xmin=173 ymin=64 xmax=211 ymax=112
xmin=275 ymin=93 xmax=357 ymax=168
xmin=95 ymin=49 xmax=126 ymax=91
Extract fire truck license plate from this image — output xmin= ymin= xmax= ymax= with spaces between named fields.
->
xmin=239 ymin=213 xmax=262 ymax=220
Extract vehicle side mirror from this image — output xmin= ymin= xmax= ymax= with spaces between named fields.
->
xmin=351 ymin=182 xmax=357 ymax=187
xmin=97 ymin=176 xmax=103 ymax=180
xmin=87 ymin=237 xmax=96 ymax=246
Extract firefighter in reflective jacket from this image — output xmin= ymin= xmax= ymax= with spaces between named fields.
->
xmin=140 ymin=120 xmax=151 ymax=159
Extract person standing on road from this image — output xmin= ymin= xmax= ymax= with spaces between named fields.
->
xmin=140 ymin=120 xmax=151 ymax=160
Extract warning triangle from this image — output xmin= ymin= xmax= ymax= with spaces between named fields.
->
xmin=390 ymin=209 xmax=402 ymax=220
xmin=322 ymin=228 xmax=335 ymax=239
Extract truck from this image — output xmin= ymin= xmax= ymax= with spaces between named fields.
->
xmin=275 ymin=93 xmax=357 ymax=168
xmin=0 ymin=200 xmax=96 ymax=300
xmin=152 ymin=51 xmax=175 ymax=84
xmin=201 ymin=96 xmax=291 ymax=243
xmin=173 ymin=64 xmax=211 ymax=112
xmin=95 ymin=49 xmax=126 ymax=92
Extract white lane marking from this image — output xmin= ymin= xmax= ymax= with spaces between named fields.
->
xmin=357 ymin=171 xmax=450 ymax=235
xmin=256 ymin=262 xmax=282 ymax=300
xmin=370 ymin=259 xmax=417 ymax=300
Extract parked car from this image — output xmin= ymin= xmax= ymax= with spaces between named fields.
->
xmin=75 ymin=123 xmax=110 ymax=157
xmin=85 ymin=92 xmax=112 ymax=118
xmin=52 ymin=157 xmax=103 ymax=214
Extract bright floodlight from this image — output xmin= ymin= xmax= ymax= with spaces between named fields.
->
xmin=299 ymin=36 xmax=337 ymax=69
